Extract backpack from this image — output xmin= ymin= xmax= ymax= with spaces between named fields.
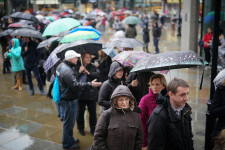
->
xmin=198 ymin=39 xmax=204 ymax=48
xmin=53 ymin=67 xmax=71 ymax=103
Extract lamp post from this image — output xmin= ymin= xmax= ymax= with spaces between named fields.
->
xmin=204 ymin=0 xmax=221 ymax=150
xmin=177 ymin=0 xmax=181 ymax=36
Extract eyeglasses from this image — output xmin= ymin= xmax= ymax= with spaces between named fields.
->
xmin=118 ymin=98 xmax=130 ymax=103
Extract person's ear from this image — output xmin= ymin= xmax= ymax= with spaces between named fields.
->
xmin=168 ymin=91 xmax=173 ymax=98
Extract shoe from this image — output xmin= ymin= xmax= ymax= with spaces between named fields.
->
xmin=58 ymin=114 xmax=61 ymax=118
xmin=64 ymin=144 xmax=80 ymax=150
xmin=74 ymin=138 xmax=79 ymax=144
xmin=40 ymin=90 xmax=46 ymax=96
xmin=79 ymin=130 xmax=85 ymax=136
xmin=30 ymin=89 xmax=34 ymax=96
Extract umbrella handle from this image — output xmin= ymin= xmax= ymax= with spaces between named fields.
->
xmin=80 ymin=57 xmax=83 ymax=66
xmin=199 ymin=67 xmax=205 ymax=90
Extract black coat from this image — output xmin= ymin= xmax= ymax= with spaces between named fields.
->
xmin=77 ymin=62 xmax=100 ymax=101
xmin=152 ymin=26 xmax=161 ymax=38
xmin=148 ymin=90 xmax=194 ymax=150
xmin=56 ymin=61 xmax=92 ymax=101
xmin=98 ymin=56 xmax=112 ymax=83
xmin=143 ymin=27 xmax=150 ymax=43
xmin=21 ymin=41 xmax=40 ymax=68
xmin=98 ymin=61 xmax=124 ymax=110
xmin=210 ymin=84 xmax=225 ymax=137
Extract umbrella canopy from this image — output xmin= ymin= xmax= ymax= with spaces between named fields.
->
xmin=108 ymin=38 xmax=145 ymax=48
xmin=56 ymin=40 xmax=102 ymax=59
xmin=123 ymin=10 xmax=132 ymax=15
xmin=60 ymin=31 xmax=101 ymax=43
xmin=11 ymin=28 xmax=42 ymax=39
xmin=70 ymin=26 xmax=101 ymax=40
xmin=10 ymin=12 xmax=39 ymax=23
xmin=85 ymin=14 xmax=96 ymax=20
xmin=79 ymin=19 xmax=88 ymax=25
xmin=122 ymin=16 xmax=141 ymax=25
xmin=36 ymin=14 xmax=44 ymax=21
xmin=102 ymin=47 xmax=118 ymax=58
xmin=37 ymin=37 xmax=62 ymax=49
xmin=42 ymin=18 xmax=80 ymax=37
xmin=0 ymin=29 xmax=14 ymax=37
xmin=112 ymin=51 xmax=150 ymax=66
xmin=131 ymin=50 xmax=204 ymax=73
xmin=214 ymin=69 xmax=225 ymax=88
xmin=8 ymin=23 xmax=35 ymax=30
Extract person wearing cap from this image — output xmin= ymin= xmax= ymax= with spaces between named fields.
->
xmin=92 ymin=85 xmax=143 ymax=150
xmin=56 ymin=50 xmax=102 ymax=150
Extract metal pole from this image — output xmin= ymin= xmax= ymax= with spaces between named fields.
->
xmin=177 ymin=0 xmax=181 ymax=36
xmin=204 ymin=0 xmax=221 ymax=149
xmin=200 ymin=0 xmax=205 ymax=56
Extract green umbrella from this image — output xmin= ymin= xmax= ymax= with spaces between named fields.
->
xmin=122 ymin=16 xmax=142 ymax=25
xmin=60 ymin=31 xmax=101 ymax=43
xmin=42 ymin=18 xmax=80 ymax=37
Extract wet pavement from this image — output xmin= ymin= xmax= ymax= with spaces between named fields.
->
xmin=0 ymin=23 xmax=210 ymax=150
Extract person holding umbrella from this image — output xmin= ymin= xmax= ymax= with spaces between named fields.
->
xmin=203 ymin=27 xmax=213 ymax=68
xmin=76 ymin=52 xmax=100 ymax=136
xmin=21 ymin=37 xmax=45 ymax=96
xmin=4 ymin=38 xmax=25 ymax=91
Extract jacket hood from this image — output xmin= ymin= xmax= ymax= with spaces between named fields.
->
xmin=12 ymin=38 xmax=20 ymax=49
xmin=111 ymin=85 xmax=141 ymax=113
xmin=108 ymin=61 xmax=123 ymax=79
xmin=156 ymin=89 xmax=169 ymax=105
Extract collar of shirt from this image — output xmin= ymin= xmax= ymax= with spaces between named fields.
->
xmin=170 ymin=103 xmax=184 ymax=118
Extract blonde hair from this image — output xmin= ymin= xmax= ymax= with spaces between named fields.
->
xmin=149 ymin=74 xmax=167 ymax=89
xmin=222 ymin=78 xmax=225 ymax=86
xmin=214 ymin=129 xmax=225 ymax=150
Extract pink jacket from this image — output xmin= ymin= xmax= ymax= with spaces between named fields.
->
xmin=138 ymin=89 xmax=159 ymax=147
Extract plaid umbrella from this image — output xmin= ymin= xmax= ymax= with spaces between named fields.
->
xmin=112 ymin=51 xmax=150 ymax=66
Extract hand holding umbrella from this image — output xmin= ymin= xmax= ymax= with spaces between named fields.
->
xmin=91 ymin=79 xmax=102 ymax=87
xmin=131 ymin=78 xmax=138 ymax=87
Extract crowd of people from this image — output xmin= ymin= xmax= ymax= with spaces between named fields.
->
xmin=1 ymin=9 xmax=225 ymax=150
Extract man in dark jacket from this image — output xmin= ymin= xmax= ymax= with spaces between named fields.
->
xmin=76 ymin=52 xmax=100 ymax=136
xmin=148 ymin=78 xmax=193 ymax=150
xmin=57 ymin=50 xmax=101 ymax=150
xmin=22 ymin=37 xmax=44 ymax=96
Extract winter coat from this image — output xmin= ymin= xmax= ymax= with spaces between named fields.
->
xmin=7 ymin=38 xmax=25 ymax=72
xmin=77 ymin=62 xmax=100 ymax=101
xmin=92 ymin=85 xmax=143 ymax=150
xmin=143 ymin=27 xmax=150 ymax=43
xmin=56 ymin=61 xmax=92 ymax=101
xmin=203 ymin=32 xmax=213 ymax=48
xmin=98 ymin=56 xmax=112 ymax=83
xmin=98 ymin=61 xmax=124 ymax=110
xmin=21 ymin=40 xmax=40 ymax=68
xmin=139 ymin=89 xmax=158 ymax=147
xmin=125 ymin=26 xmax=137 ymax=38
xmin=148 ymin=90 xmax=194 ymax=150
xmin=210 ymin=84 xmax=225 ymax=138
xmin=152 ymin=26 xmax=161 ymax=38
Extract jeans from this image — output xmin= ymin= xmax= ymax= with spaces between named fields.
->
xmin=60 ymin=100 xmax=78 ymax=149
xmin=153 ymin=37 xmax=159 ymax=53
xmin=76 ymin=100 xmax=97 ymax=133
xmin=25 ymin=65 xmax=44 ymax=91
xmin=56 ymin=103 xmax=63 ymax=119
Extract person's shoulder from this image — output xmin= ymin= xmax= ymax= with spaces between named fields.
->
xmin=151 ymin=104 xmax=168 ymax=119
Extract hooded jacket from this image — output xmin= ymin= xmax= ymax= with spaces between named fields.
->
xmin=98 ymin=61 xmax=124 ymax=110
xmin=92 ymin=85 xmax=143 ymax=150
xmin=148 ymin=89 xmax=194 ymax=150
xmin=56 ymin=61 xmax=92 ymax=101
xmin=7 ymin=38 xmax=25 ymax=72
xmin=139 ymin=89 xmax=158 ymax=147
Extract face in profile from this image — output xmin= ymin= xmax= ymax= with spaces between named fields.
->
xmin=169 ymin=86 xmax=189 ymax=109
xmin=116 ymin=96 xmax=130 ymax=109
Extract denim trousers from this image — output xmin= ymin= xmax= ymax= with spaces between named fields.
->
xmin=153 ymin=37 xmax=159 ymax=53
xmin=56 ymin=103 xmax=63 ymax=119
xmin=60 ymin=99 xmax=78 ymax=149
xmin=25 ymin=65 xmax=43 ymax=91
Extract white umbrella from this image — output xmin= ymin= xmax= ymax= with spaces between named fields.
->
xmin=214 ymin=68 xmax=225 ymax=88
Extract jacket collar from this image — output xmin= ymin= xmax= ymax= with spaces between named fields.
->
xmin=64 ymin=60 xmax=76 ymax=68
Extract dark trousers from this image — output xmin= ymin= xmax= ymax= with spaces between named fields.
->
xmin=204 ymin=47 xmax=211 ymax=64
xmin=3 ymin=60 xmax=11 ymax=73
xmin=25 ymin=65 xmax=44 ymax=91
xmin=76 ymin=100 xmax=97 ymax=133
xmin=154 ymin=37 xmax=159 ymax=53
xmin=39 ymin=67 xmax=46 ymax=86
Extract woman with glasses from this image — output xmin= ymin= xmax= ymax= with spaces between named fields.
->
xmin=92 ymin=85 xmax=143 ymax=150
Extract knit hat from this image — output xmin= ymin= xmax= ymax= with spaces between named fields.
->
xmin=65 ymin=50 xmax=81 ymax=60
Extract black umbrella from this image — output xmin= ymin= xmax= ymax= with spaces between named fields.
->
xmin=11 ymin=28 xmax=42 ymax=39
xmin=0 ymin=29 xmax=14 ymax=37
xmin=108 ymin=38 xmax=145 ymax=48
xmin=10 ymin=12 xmax=39 ymax=23
xmin=37 ymin=37 xmax=62 ymax=49
xmin=56 ymin=40 xmax=102 ymax=59
xmin=131 ymin=50 xmax=204 ymax=73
